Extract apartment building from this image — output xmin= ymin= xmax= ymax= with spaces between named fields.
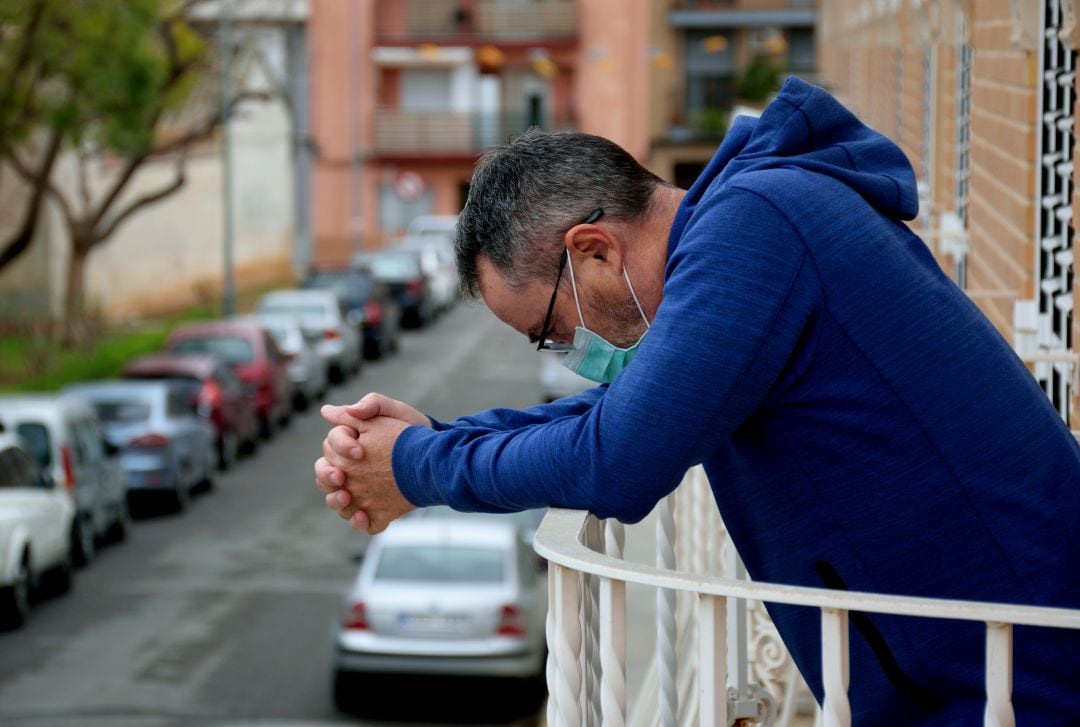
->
xmin=817 ymin=0 xmax=1078 ymax=425
xmin=648 ymin=0 xmax=819 ymax=187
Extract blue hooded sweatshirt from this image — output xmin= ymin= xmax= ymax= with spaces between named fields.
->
xmin=391 ymin=77 xmax=1080 ymax=724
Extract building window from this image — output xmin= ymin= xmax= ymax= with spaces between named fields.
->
xmin=953 ymin=11 xmax=972 ymax=289
xmin=684 ymin=30 xmax=736 ymax=123
xmin=787 ymin=28 xmax=815 ymax=75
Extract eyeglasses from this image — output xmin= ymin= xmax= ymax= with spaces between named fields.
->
xmin=537 ymin=208 xmax=604 ymax=351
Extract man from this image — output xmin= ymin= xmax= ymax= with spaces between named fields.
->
xmin=315 ymin=77 xmax=1080 ymax=723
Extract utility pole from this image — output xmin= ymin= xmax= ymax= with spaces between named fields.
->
xmin=220 ymin=0 xmax=236 ymax=317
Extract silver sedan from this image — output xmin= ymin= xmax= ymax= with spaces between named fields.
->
xmin=332 ymin=518 xmax=547 ymax=708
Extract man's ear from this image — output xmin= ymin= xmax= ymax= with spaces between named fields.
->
xmin=564 ymin=223 xmax=624 ymax=272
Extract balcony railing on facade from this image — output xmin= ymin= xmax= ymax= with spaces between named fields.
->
xmin=376 ymin=0 xmax=578 ymax=44
xmin=533 ymin=466 xmax=1080 ymax=726
xmin=372 ymin=110 xmax=574 ymax=157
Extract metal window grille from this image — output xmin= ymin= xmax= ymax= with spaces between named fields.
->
xmin=954 ymin=11 xmax=973 ymax=288
xmin=1034 ymin=0 xmax=1077 ymax=421
xmin=919 ymin=44 xmax=934 ymax=239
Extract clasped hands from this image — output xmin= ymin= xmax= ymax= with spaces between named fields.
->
xmin=314 ymin=392 xmax=430 ymax=533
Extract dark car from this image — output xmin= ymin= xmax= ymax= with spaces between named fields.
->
xmin=163 ymin=321 xmax=293 ymax=440
xmin=122 ymin=354 xmax=258 ymax=470
xmin=302 ymin=268 xmax=401 ymax=360
xmin=352 ymin=250 xmax=435 ymax=329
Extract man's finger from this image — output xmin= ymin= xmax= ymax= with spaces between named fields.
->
xmin=325 ymin=489 xmax=351 ymax=512
xmin=328 ymin=425 xmax=364 ymax=460
xmin=346 ymin=392 xmax=384 ymax=421
xmin=314 ymin=457 xmax=345 ymax=493
xmin=322 ymin=437 xmax=358 ymax=471
xmin=350 ymin=510 xmax=372 ymax=532
xmin=320 ymin=404 xmax=366 ymax=430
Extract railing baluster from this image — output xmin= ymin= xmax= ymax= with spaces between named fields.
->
xmin=698 ymin=594 xmax=729 ymax=727
xmin=586 ymin=519 xmax=603 ymax=726
xmin=820 ymin=608 xmax=851 ymax=727
xmin=657 ymin=494 xmax=679 ymax=727
xmin=600 ymin=520 xmax=627 ymax=726
xmin=551 ymin=562 xmax=584 ymax=727
xmin=983 ymin=622 xmax=1015 ymax=727
xmin=547 ymin=566 xmax=558 ymax=727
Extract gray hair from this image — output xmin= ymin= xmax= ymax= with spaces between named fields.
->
xmin=455 ymin=128 xmax=670 ymax=298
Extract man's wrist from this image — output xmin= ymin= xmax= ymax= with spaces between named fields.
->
xmin=390 ymin=424 xmax=447 ymax=507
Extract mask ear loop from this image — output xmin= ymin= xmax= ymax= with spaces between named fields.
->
xmin=624 ymin=267 xmax=651 ymax=330
xmin=565 ymin=250 xmax=587 ymax=329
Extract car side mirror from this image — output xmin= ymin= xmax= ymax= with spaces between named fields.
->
xmin=37 ymin=469 xmax=55 ymax=490
xmin=103 ymin=440 xmax=120 ymax=457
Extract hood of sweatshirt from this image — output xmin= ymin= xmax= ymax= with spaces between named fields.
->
xmin=670 ymin=76 xmax=919 ymax=249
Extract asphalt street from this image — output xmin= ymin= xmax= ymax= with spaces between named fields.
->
xmin=0 ymin=302 xmax=548 ymax=727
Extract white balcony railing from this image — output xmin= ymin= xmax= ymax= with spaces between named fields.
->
xmin=533 ymin=466 xmax=1080 ymax=726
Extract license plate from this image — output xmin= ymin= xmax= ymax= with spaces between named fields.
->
xmin=397 ymin=614 xmax=468 ymax=634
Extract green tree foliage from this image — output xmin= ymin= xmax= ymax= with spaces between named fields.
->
xmin=736 ymin=56 xmax=784 ymax=105
xmin=0 ymin=1 xmax=263 ymax=342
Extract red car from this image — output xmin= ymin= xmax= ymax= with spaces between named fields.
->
xmin=122 ymin=353 xmax=259 ymax=470
xmin=163 ymin=322 xmax=293 ymax=440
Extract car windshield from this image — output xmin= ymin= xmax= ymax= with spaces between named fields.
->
xmin=363 ymin=255 xmax=420 ymax=281
xmin=92 ymin=399 xmax=153 ymax=424
xmin=373 ymin=545 xmax=504 ymax=584
xmin=258 ymin=301 xmax=331 ymax=319
xmin=171 ymin=336 xmax=254 ymax=364
xmin=15 ymin=422 xmax=51 ymax=468
xmin=304 ymin=273 xmax=375 ymax=301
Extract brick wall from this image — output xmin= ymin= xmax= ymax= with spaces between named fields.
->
xmin=817 ymin=0 xmax=1080 ymax=425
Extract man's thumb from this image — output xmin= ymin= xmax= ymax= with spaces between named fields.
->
xmin=346 ymin=393 xmax=384 ymax=420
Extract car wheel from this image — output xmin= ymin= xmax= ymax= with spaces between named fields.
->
xmin=0 ymin=552 xmax=32 ymax=629
xmin=260 ymin=412 xmax=276 ymax=440
xmin=109 ymin=498 xmax=131 ymax=543
xmin=45 ymin=551 xmax=73 ymax=597
xmin=170 ymin=470 xmax=191 ymax=513
xmin=71 ymin=516 xmax=95 ymax=568
xmin=218 ymin=431 xmax=238 ymax=471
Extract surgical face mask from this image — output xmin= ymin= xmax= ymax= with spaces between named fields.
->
xmin=560 ymin=251 xmax=651 ymax=384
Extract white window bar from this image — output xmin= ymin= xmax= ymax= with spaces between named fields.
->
xmin=1034 ymin=0 xmax=1077 ymax=421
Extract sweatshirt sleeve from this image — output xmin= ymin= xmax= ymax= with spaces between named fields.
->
xmin=392 ymin=187 xmax=821 ymax=521
xmin=430 ymin=385 xmax=607 ymax=432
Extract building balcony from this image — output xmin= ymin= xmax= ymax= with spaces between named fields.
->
xmin=534 ymin=466 xmax=1080 ymax=725
xmin=670 ymin=0 xmax=816 ymax=28
xmin=371 ymin=109 xmax=574 ymax=159
xmin=376 ymin=0 xmax=578 ymax=45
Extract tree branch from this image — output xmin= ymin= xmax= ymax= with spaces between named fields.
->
xmin=0 ymin=127 xmax=64 ymax=270
xmin=6 ymin=139 xmax=76 ymax=229
xmin=94 ymin=150 xmax=188 ymax=245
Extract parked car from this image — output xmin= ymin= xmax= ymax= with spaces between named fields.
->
xmin=122 ymin=353 xmax=259 ymax=470
xmin=352 ymin=250 xmax=435 ymax=328
xmin=233 ymin=313 xmax=328 ymax=409
xmin=0 ymin=432 xmax=74 ymax=629
xmin=62 ymin=380 xmax=216 ymax=512
xmin=396 ymin=237 xmax=458 ymax=315
xmin=0 ymin=395 xmax=129 ymax=567
xmin=407 ymin=506 xmax=546 ymax=546
xmin=405 ymin=214 xmax=458 ymax=245
xmin=539 ymin=352 xmax=593 ymax=403
xmin=301 ymin=268 xmax=401 ymax=360
xmin=163 ymin=321 xmax=293 ymax=440
xmin=332 ymin=519 xmax=547 ymax=709
xmin=254 ymin=289 xmax=362 ymax=384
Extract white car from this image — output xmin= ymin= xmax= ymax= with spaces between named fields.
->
xmin=254 ymin=289 xmax=362 ymax=385
xmin=405 ymin=214 xmax=458 ymax=244
xmin=396 ymin=236 xmax=458 ymax=314
xmin=0 ymin=394 xmax=130 ymax=567
xmin=333 ymin=519 xmax=547 ymax=709
xmin=0 ymin=432 xmax=75 ymax=628
xmin=232 ymin=313 xmax=328 ymax=409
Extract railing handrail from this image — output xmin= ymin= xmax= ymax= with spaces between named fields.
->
xmin=533 ymin=507 xmax=1080 ymax=630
